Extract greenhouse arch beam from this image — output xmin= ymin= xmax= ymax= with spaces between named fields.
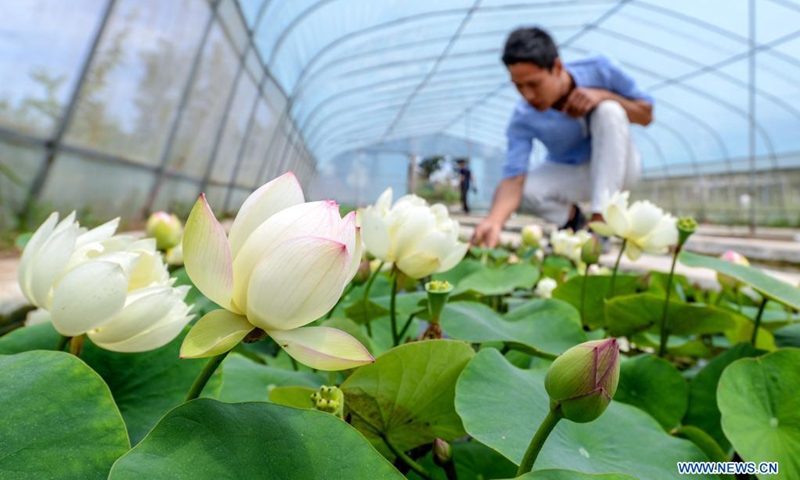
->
xmin=266 ymin=1 xmax=622 ymax=176
xmin=381 ymin=0 xmax=482 ymax=140
xmin=592 ymin=27 xmax=800 ymax=122
xmin=303 ymin=35 xmax=785 ymax=156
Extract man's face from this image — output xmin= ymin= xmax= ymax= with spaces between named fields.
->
xmin=508 ymin=60 xmax=563 ymax=111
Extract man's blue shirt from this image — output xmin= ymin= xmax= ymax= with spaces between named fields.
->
xmin=502 ymin=55 xmax=653 ymax=179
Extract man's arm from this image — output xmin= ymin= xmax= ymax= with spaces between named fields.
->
xmin=471 ymin=174 xmax=525 ymax=248
xmin=563 ymin=87 xmax=652 ymax=125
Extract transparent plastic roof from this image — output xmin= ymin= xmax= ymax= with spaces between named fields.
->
xmin=241 ymin=0 xmax=800 ymax=177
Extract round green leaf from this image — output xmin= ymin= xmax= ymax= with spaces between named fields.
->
xmin=268 ymin=386 xmax=317 ymax=409
xmin=441 ymin=300 xmax=586 ymax=357
xmin=341 ymin=340 xmax=475 ymax=452
xmin=605 ymin=293 xmax=737 ymax=338
xmin=723 ymin=312 xmax=776 ymax=351
xmin=718 ymin=348 xmax=800 ymax=479
xmin=0 ymin=321 xmax=62 ymax=354
xmin=214 ymin=353 xmax=323 ymax=403
xmin=774 ymin=323 xmax=800 ymax=348
xmin=367 ymin=314 xmax=422 ymax=355
xmin=672 ymin=426 xmax=732 ymax=465
xmin=80 ymin=328 xmax=222 ymax=445
xmin=455 ymin=349 xmax=714 ymax=480
xmin=515 ymin=470 xmax=639 ymax=480
xmin=108 ymin=399 xmax=403 ymax=479
xmin=373 ymin=291 xmax=427 ymax=318
xmin=0 ymin=323 xmax=222 ymax=445
xmin=343 ymin=298 xmax=390 ymax=324
xmin=0 ymin=351 xmax=130 ymax=480
xmin=680 ymin=252 xmax=800 ymax=309
xmin=552 ymin=274 xmax=640 ymax=329
xmin=456 ymin=263 xmax=540 ymax=296
xmin=432 ymin=258 xmax=485 ymax=286
xmin=504 ymin=299 xmax=588 ymax=354
xmin=409 ymin=440 xmax=519 ymax=480
xmin=321 ymin=317 xmax=374 ymax=352
xmin=684 ymin=343 xmax=762 ymax=451
xmin=615 ymin=354 xmax=688 ymax=430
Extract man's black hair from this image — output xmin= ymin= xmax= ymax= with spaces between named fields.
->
xmin=502 ymin=27 xmax=559 ymax=70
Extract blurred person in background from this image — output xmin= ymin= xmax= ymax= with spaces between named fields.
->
xmin=472 ymin=27 xmax=653 ymax=247
xmin=456 ymin=158 xmax=475 ymax=214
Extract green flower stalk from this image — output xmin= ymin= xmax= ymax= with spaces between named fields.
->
xmin=310 ymin=385 xmax=344 ymax=419
xmin=658 ymin=216 xmax=696 ymax=357
xmin=518 ymin=339 xmax=620 ymax=475
xmin=581 ymin=235 xmax=602 ymax=266
xmin=419 ymin=280 xmax=454 ymax=340
xmin=580 ymin=235 xmax=602 ymax=321
xmin=351 ymin=259 xmax=372 ymax=286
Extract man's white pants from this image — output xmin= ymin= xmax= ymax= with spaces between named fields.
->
xmin=521 ymin=100 xmax=641 ymax=226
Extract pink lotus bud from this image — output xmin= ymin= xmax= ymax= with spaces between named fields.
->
xmin=717 ymin=250 xmax=749 ymax=291
xmin=544 ymin=338 xmax=620 ymax=423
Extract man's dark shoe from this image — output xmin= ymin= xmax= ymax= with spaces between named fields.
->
xmin=562 ymin=204 xmax=587 ymax=231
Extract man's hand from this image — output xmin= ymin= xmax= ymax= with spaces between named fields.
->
xmin=471 ymin=218 xmax=503 ymax=248
xmin=561 ymin=87 xmax=608 ymax=118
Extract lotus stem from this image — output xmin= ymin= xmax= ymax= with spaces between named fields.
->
xmin=608 ymin=239 xmax=627 ymax=298
xmin=751 ymin=298 xmax=768 ymax=346
xmin=390 ymin=270 xmax=399 ymax=346
xmin=362 ymin=261 xmax=385 ymax=337
xmin=658 ymin=245 xmax=681 ymax=357
xmin=517 ymin=409 xmax=561 ymax=475
xmin=381 ymin=434 xmax=432 ymax=480
xmin=56 ymin=335 xmax=70 ymax=352
xmin=185 ymin=350 xmax=230 ymax=402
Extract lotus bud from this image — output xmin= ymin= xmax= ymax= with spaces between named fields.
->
xmin=432 ymin=438 xmax=453 ymax=467
xmin=544 ymin=338 xmax=620 ymax=423
xmin=535 ymin=277 xmax=558 ymax=299
xmin=534 ymin=249 xmax=545 ymax=263
xmin=676 ymin=216 xmax=697 ymax=248
xmin=146 ymin=212 xmax=183 ymax=250
xmin=581 ymin=235 xmax=602 ymax=265
xmin=522 ymin=224 xmax=543 ymax=247
xmin=310 ymin=385 xmax=344 ymax=419
xmin=718 ymin=250 xmax=749 ymax=291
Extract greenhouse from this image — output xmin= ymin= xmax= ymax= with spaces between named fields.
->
xmin=1 ymin=1 xmax=799 ymax=479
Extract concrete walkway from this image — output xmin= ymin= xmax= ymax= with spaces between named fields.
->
xmin=453 ymin=212 xmax=800 ymax=288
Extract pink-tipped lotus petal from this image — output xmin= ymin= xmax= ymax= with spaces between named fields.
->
xmin=246 ymin=236 xmax=351 ymax=331
xmin=340 ymin=212 xmax=360 ymax=281
xmin=232 ymin=201 xmax=344 ymax=313
xmin=183 ymin=194 xmax=237 ymax=313
xmin=268 ymin=326 xmax=374 ymax=371
xmin=227 ymin=172 xmax=305 ymax=259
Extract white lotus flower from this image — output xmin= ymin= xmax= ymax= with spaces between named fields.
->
xmin=18 ymin=212 xmax=193 ymax=352
xmin=589 ymin=191 xmax=677 ymax=260
xmin=535 ymin=277 xmax=558 ymax=299
xmin=550 ymin=229 xmax=592 ymax=265
xmin=179 ymin=172 xmax=373 ymax=370
xmin=361 ymin=188 xmax=468 ymax=279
